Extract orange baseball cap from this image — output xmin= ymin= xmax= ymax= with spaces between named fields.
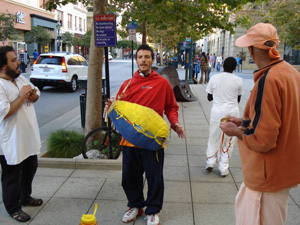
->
xmin=235 ymin=23 xmax=280 ymax=49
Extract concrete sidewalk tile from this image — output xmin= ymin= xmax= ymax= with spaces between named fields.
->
xmin=29 ymin=198 xmax=93 ymax=225
xmin=165 ymin=144 xmax=187 ymax=155
xmin=185 ymin=129 xmax=209 ymax=138
xmin=289 ymin=186 xmax=300 ymax=205
xmin=71 ymin=169 xmax=122 ymax=179
xmin=92 ymin=200 xmax=132 ymax=225
xmin=184 ymin=118 xmax=209 ymax=126
xmin=187 ymin=155 xmax=206 ymax=167
xmin=229 ymin=156 xmax=242 ymax=168
xmin=286 ymin=205 xmax=300 ymax=225
xmin=53 ymin=177 xmax=105 ymax=199
xmin=164 ymin=181 xmax=192 ymax=203
xmin=189 ymin=167 xmax=234 ymax=183
xmin=191 ymin=182 xmax=237 ymax=204
xmin=187 ymin=145 xmax=206 ymax=156
xmin=96 ymin=179 xmax=127 ymax=201
xmin=229 ymin=168 xmax=244 ymax=183
xmin=164 ymin=166 xmax=190 ymax=182
xmin=183 ymin=123 xmax=209 ymax=131
xmin=134 ymin=202 xmax=194 ymax=225
xmin=186 ymin=137 xmax=208 ymax=145
xmin=167 ymin=136 xmax=186 ymax=145
xmin=164 ymin=154 xmax=188 ymax=167
xmin=36 ymin=167 xmax=74 ymax=177
xmin=31 ymin=176 xmax=67 ymax=198
xmin=193 ymin=203 xmax=235 ymax=225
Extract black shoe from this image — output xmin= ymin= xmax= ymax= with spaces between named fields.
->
xmin=21 ymin=197 xmax=43 ymax=207
xmin=10 ymin=209 xmax=31 ymax=222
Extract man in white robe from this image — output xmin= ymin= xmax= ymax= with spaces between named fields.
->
xmin=0 ymin=46 xmax=42 ymax=222
xmin=205 ymin=57 xmax=244 ymax=177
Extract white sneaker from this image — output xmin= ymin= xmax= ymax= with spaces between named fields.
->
xmin=122 ymin=207 xmax=144 ymax=223
xmin=220 ymin=170 xmax=229 ymax=177
xmin=145 ymin=213 xmax=160 ymax=225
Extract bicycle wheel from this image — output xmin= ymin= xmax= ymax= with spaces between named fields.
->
xmin=81 ymin=127 xmax=122 ymax=159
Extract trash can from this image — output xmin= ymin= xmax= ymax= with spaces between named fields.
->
xmin=80 ymin=93 xmax=86 ymax=128
xmin=79 ymin=93 xmax=107 ymax=129
xmin=171 ymin=57 xmax=178 ymax=68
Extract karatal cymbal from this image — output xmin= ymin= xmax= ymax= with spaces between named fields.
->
xmin=220 ymin=118 xmax=230 ymax=122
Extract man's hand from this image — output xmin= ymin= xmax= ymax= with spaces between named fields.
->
xmin=220 ymin=122 xmax=243 ymax=140
xmin=174 ymin=123 xmax=186 ymax=138
xmin=19 ymin=85 xmax=32 ymax=100
xmin=226 ymin=115 xmax=242 ymax=127
xmin=104 ymin=97 xmax=113 ymax=112
xmin=28 ymin=88 xmax=39 ymax=103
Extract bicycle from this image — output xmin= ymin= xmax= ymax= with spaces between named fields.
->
xmin=81 ymin=123 xmax=122 ymax=159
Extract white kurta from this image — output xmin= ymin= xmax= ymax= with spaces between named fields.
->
xmin=205 ymin=72 xmax=244 ymax=171
xmin=0 ymin=75 xmax=41 ymax=165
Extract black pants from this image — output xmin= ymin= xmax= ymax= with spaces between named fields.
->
xmin=0 ymin=155 xmax=38 ymax=214
xmin=122 ymin=147 xmax=164 ymax=215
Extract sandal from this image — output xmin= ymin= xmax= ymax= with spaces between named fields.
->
xmin=21 ymin=197 xmax=43 ymax=207
xmin=10 ymin=209 xmax=31 ymax=222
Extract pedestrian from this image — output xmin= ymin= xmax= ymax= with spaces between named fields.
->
xmin=105 ymin=44 xmax=185 ymax=225
xmin=209 ymin=53 xmax=215 ymax=70
xmin=220 ymin=22 xmax=300 ymax=225
xmin=0 ymin=46 xmax=43 ymax=222
xmin=216 ymin=54 xmax=223 ymax=72
xmin=199 ymin=52 xmax=209 ymax=84
xmin=194 ymin=53 xmax=200 ymax=80
xmin=235 ymin=54 xmax=242 ymax=72
xmin=205 ymin=57 xmax=243 ymax=177
xmin=213 ymin=53 xmax=217 ymax=68
xmin=33 ymin=49 xmax=39 ymax=61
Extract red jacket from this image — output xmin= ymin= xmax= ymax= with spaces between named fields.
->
xmin=116 ymin=70 xmax=179 ymax=146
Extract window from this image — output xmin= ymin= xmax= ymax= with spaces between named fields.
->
xmin=57 ymin=10 xmax=63 ymax=26
xmin=79 ymin=18 xmax=82 ymax=31
xmin=68 ymin=14 xmax=72 ymax=29
xmin=84 ymin=19 xmax=86 ymax=32
xmin=75 ymin=16 xmax=77 ymax=30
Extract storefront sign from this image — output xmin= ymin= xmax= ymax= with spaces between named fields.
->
xmin=94 ymin=14 xmax=116 ymax=47
xmin=16 ymin=12 xmax=26 ymax=24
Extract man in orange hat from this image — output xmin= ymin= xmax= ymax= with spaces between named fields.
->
xmin=220 ymin=23 xmax=300 ymax=225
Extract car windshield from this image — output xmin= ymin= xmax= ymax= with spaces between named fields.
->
xmin=36 ymin=56 xmax=62 ymax=65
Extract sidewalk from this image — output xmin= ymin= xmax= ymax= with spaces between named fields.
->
xmin=0 ymin=69 xmax=300 ymax=224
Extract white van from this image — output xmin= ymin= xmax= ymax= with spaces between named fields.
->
xmin=30 ymin=52 xmax=88 ymax=92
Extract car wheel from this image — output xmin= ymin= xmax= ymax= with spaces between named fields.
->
xmin=69 ymin=77 xmax=77 ymax=92
xmin=37 ymin=85 xmax=44 ymax=91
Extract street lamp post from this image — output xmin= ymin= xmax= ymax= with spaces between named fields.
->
xmin=56 ymin=21 xmax=62 ymax=52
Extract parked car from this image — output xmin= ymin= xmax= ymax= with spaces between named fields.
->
xmin=30 ymin=52 xmax=88 ymax=92
xmin=103 ymin=52 xmax=113 ymax=61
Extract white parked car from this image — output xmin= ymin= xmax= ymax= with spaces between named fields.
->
xmin=30 ymin=52 xmax=88 ymax=92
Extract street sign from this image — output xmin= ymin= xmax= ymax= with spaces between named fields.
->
xmin=129 ymin=34 xmax=136 ymax=41
xmin=94 ymin=14 xmax=117 ymax=47
xmin=127 ymin=22 xmax=138 ymax=29
xmin=128 ymin=29 xmax=136 ymax=34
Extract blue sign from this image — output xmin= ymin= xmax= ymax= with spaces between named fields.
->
xmin=94 ymin=14 xmax=117 ymax=47
xmin=127 ymin=22 xmax=138 ymax=29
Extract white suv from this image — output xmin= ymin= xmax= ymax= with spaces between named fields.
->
xmin=30 ymin=52 xmax=88 ymax=92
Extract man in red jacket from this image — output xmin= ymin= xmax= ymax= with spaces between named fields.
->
xmin=105 ymin=44 xmax=185 ymax=225
xmin=220 ymin=23 xmax=300 ymax=225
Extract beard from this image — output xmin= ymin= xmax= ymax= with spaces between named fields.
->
xmin=6 ymin=65 xmax=20 ymax=80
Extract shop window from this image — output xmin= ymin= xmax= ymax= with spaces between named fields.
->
xmin=284 ymin=44 xmax=300 ymax=65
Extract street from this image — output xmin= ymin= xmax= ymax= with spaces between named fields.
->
xmin=30 ymin=59 xmax=138 ymax=127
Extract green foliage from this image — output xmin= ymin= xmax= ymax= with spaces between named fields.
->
xmin=236 ymin=0 xmax=300 ymax=49
xmin=45 ymin=0 xmax=92 ymax=11
xmin=117 ymin=40 xmax=139 ymax=50
xmin=62 ymin=31 xmax=73 ymax=47
xmin=47 ymin=129 xmax=84 ymax=158
xmin=81 ymin=29 xmax=92 ymax=48
xmin=0 ymin=12 xmax=16 ymax=44
xmin=25 ymin=26 xmax=52 ymax=46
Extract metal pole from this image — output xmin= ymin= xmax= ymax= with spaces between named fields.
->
xmin=132 ymin=40 xmax=134 ymax=77
xmin=104 ymin=47 xmax=113 ymax=159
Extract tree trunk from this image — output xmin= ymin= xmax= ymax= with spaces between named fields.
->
xmin=85 ymin=0 xmax=106 ymax=134
xmin=142 ymin=21 xmax=147 ymax=44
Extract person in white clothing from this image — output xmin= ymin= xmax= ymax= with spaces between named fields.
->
xmin=205 ymin=57 xmax=244 ymax=177
xmin=0 ymin=46 xmax=43 ymax=223
xmin=216 ymin=54 xmax=223 ymax=72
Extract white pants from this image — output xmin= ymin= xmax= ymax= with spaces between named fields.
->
xmin=206 ymin=119 xmax=236 ymax=172
xmin=236 ymin=183 xmax=290 ymax=225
